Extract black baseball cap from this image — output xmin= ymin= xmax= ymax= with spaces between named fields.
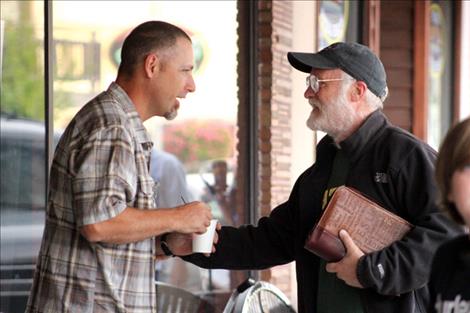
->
xmin=287 ymin=42 xmax=387 ymax=100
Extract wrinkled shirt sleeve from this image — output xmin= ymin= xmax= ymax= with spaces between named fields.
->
xmin=71 ymin=125 xmax=137 ymax=226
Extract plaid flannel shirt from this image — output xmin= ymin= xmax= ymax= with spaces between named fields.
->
xmin=26 ymin=82 xmax=157 ymax=313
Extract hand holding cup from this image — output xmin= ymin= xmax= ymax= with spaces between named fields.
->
xmin=192 ymin=219 xmax=218 ymax=254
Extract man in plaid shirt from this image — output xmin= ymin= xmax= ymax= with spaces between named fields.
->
xmin=26 ymin=21 xmax=213 ymax=313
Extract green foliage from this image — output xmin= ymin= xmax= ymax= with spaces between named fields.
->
xmin=1 ymin=19 xmax=44 ymax=120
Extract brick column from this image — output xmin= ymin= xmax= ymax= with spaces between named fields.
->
xmin=258 ymin=0 xmax=295 ymax=300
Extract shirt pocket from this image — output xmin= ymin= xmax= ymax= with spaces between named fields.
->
xmin=136 ymin=174 xmax=156 ymax=208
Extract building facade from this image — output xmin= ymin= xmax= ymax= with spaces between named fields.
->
xmin=0 ymin=1 xmax=468 ymax=312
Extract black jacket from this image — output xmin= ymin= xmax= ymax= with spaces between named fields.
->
xmin=428 ymin=235 xmax=470 ymax=313
xmin=185 ymin=110 xmax=461 ymax=313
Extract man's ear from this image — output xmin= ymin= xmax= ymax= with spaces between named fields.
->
xmin=350 ymin=81 xmax=367 ymax=102
xmin=144 ymin=53 xmax=159 ymax=78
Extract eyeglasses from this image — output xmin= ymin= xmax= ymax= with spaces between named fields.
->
xmin=305 ymin=74 xmax=344 ymax=93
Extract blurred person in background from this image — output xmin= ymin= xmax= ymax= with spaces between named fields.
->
xmin=150 ymin=147 xmax=204 ymax=292
xmin=430 ymin=117 xmax=470 ymax=313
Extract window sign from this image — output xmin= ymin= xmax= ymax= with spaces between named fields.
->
xmin=428 ymin=3 xmax=445 ymax=149
xmin=318 ymin=0 xmax=350 ymax=49
xmin=428 ymin=1 xmax=454 ymax=150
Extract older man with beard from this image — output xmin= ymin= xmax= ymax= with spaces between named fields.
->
xmin=165 ymin=42 xmax=462 ymax=313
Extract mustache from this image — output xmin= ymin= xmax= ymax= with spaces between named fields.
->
xmin=309 ymin=99 xmax=322 ymax=108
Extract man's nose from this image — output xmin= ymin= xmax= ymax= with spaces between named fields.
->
xmin=187 ymin=76 xmax=196 ymax=93
xmin=304 ymin=86 xmax=315 ymax=99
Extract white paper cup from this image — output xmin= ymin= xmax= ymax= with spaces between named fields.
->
xmin=192 ymin=219 xmax=218 ymax=253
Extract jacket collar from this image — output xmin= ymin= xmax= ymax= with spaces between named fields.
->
xmin=338 ymin=109 xmax=388 ymax=163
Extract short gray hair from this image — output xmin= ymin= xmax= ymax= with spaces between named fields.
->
xmin=341 ymin=72 xmax=385 ymax=109
xmin=365 ymin=88 xmax=384 ymax=109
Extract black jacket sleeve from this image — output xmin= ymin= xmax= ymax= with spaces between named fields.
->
xmin=183 ymin=188 xmax=299 ymax=270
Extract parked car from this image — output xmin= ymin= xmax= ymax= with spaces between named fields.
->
xmin=0 ymin=116 xmax=61 ymax=313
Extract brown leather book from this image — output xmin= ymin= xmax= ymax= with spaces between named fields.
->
xmin=304 ymin=186 xmax=413 ymax=262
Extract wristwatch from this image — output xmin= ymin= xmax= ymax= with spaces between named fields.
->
xmin=160 ymin=233 xmax=174 ymax=257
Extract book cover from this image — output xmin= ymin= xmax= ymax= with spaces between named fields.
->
xmin=304 ymin=186 xmax=413 ymax=262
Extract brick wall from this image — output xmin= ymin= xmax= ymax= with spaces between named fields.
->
xmin=258 ymin=0 xmax=295 ymax=300
xmin=258 ymin=0 xmax=274 ymax=219
xmin=270 ymin=1 xmax=293 ymax=207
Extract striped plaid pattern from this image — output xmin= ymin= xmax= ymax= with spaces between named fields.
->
xmin=26 ymin=83 xmax=157 ymax=313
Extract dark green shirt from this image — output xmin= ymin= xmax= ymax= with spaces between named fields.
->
xmin=316 ymin=150 xmax=364 ymax=313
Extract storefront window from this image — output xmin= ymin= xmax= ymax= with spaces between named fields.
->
xmin=52 ymin=0 xmax=239 ymax=302
xmin=1 ymin=1 xmax=240 ymax=311
xmin=0 ymin=2 xmax=46 ymax=312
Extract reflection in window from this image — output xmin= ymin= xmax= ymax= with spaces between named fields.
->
xmin=317 ymin=0 xmax=360 ymax=50
xmin=428 ymin=1 xmax=453 ymax=150
xmin=1 ymin=1 xmax=241 ymax=311
xmin=0 ymin=1 xmax=45 ymax=313
xmin=318 ymin=0 xmax=350 ymax=49
xmin=54 ymin=39 xmax=100 ymax=81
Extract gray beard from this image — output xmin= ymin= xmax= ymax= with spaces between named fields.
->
xmin=306 ymin=93 xmax=355 ymax=139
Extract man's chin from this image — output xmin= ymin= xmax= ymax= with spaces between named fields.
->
xmin=164 ymin=110 xmax=178 ymax=120
xmin=306 ymin=118 xmax=318 ymax=131
xmin=307 ymin=112 xmax=321 ymax=131
xmin=307 ymin=117 xmax=330 ymax=133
